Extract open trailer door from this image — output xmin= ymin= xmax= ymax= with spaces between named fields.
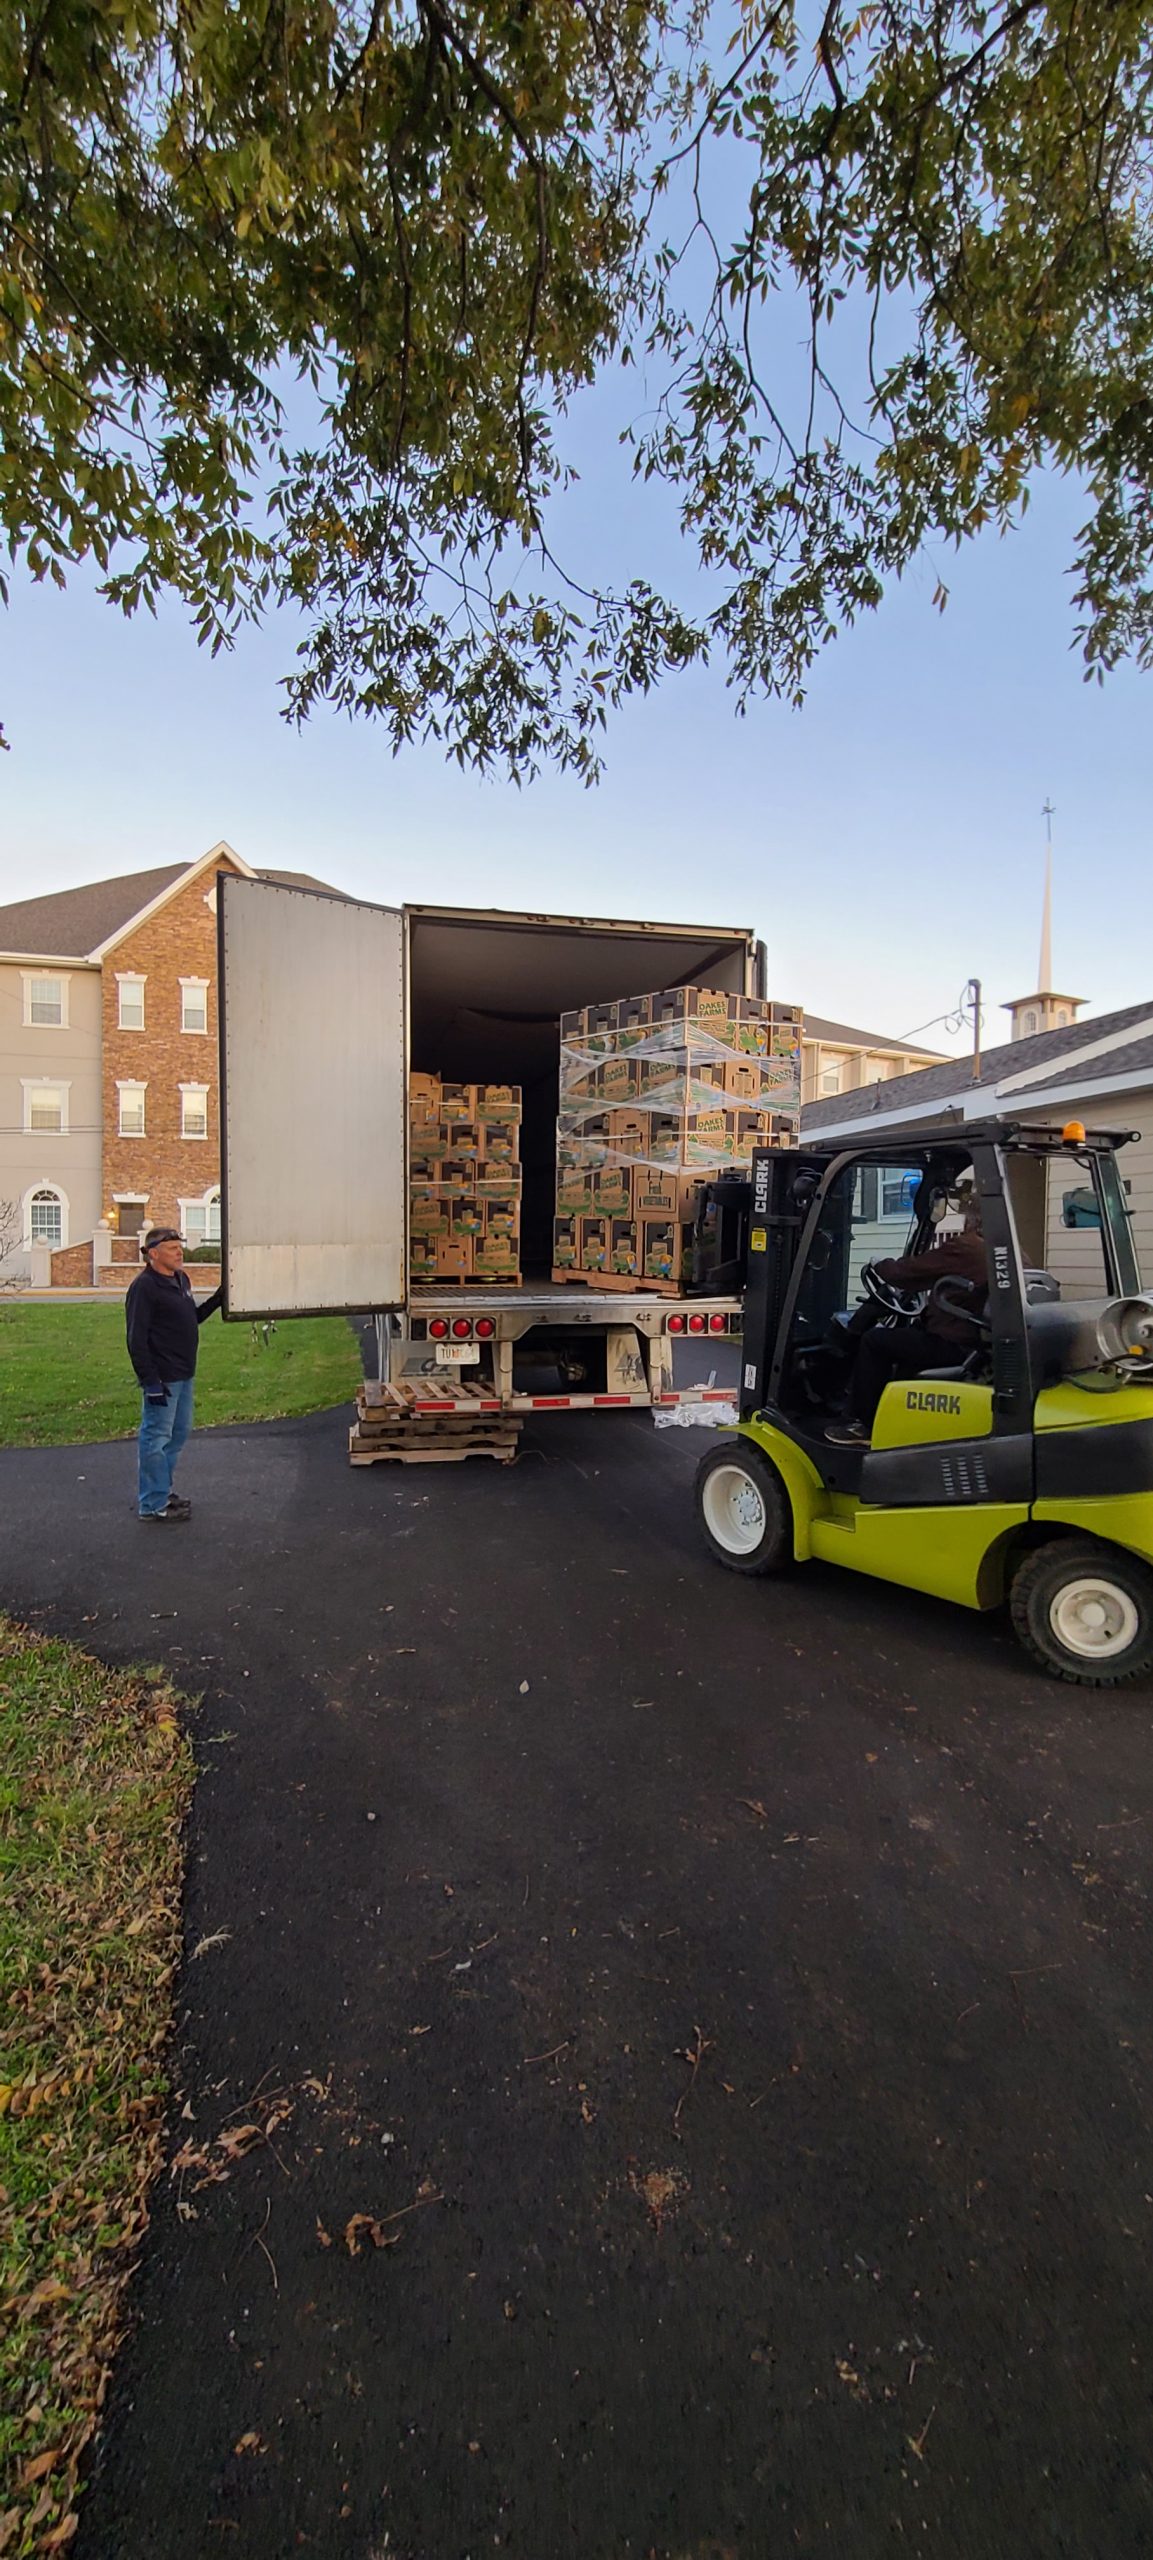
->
xmin=218 ymin=875 xmax=407 ymax=1316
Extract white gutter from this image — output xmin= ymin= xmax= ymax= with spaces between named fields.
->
xmin=801 ymin=1090 xmax=968 ymax=1142
xmin=0 ymin=951 xmax=94 ymax=967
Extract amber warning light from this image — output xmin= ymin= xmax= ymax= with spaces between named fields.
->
xmin=1062 ymin=1120 xmax=1087 ymax=1146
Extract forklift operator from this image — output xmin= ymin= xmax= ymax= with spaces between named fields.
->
xmin=826 ymin=1194 xmax=990 ymax=1448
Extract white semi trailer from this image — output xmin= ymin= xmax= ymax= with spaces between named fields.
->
xmin=217 ymin=877 xmax=770 ymax=1416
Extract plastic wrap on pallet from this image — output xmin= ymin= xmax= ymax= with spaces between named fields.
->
xmin=559 ymin=1017 xmax=802 ymax=1123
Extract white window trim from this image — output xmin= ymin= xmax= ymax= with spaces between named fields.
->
xmin=179 ymin=1185 xmax=222 ymax=1247
xmin=179 ymin=1081 xmax=210 ymax=1138
xmin=179 ymin=976 xmax=210 ymax=1033
xmin=21 ymin=969 xmax=71 ymax=1030
xmin=115 ymin=970 xmax=147 ymax=1030
xmin=22 ymin=1181 xmax=69 ymax=1250
xmin=20 ymin=1077 xmax=71 ymax=1136
xmin=116 ymin=1077 xmax=148 ymax=1137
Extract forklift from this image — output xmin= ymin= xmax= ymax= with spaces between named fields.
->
xmin=693 ymin=1119 xmax=1153 ymax=1685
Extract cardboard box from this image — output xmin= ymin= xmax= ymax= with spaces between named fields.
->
xmin=437 ymin=1154 xmax=476 ymax=1192
xmin=599 ymin=1054 xmax=637 ymax=1105
xmin=640 ymin=1217 xmax=679 ymax=1282
xmin=584 ymin=1001 xmax=618 ymax=1035
xmin=450 ymin=1197 xmax=484 ymax=1238
xmin=592 ymin=1161 xmax=632 ymax=1217
xmin=409 ymin=1149 xmax=442 ymax=1187
xmin=479 ymin=1119 xmax=520 ymax=1165
xmin=476 ymin=1083 xmax=522 ymax=1123
xmin=409 ymin=1234 xmax=436 ymax=1277
xmin=646 ymin=1113 xmax=687 ymax=1163
xmin=439 ymin=1081 xmax=477 ymax=1116
xmin=409 ymin=1072 xmax=442 ymax=1126
xmin=614 ymin=993 xmax=651 ymax=1034
xmin=435 ymin=1237 xmax=473 ymax=1279
xmin=632 ymin=1164 xmax=700 ymax=1222
xmin=559 ymin=1007 xmax=586 ymax=1039
xmin=606 ymin=1110 xmax=648 ymax=1155
xmin=553 ymin=1215 xmax=579 ymax=1269
xmin=409 ymin=1186 xmax=449 ymax=1236
xmin=609 ymin=1218 xmax=639 ymax=1277
xmin=484 ymin=1195 xmax=520 ymax=1240
xmin=474 ymin=1160 xmax=522 ymax=1199
xmin=581 ymin=1216 xmax=609 ymax=1272
xmin=439 ymin=1117 xmax=482 ymax=1157
xmin=474 ymin=1235 xmax=518 ymax=1279
xmin=556 ymin=1151 xmax=595 ymax=1215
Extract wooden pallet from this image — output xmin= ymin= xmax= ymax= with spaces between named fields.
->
xmin=550 ymin=1265 xmax=680 ymax=1298
xmin=349 ymin=1377 xmax=521 ymax=1466
xmin=409 ymin=1271 xmax=521 ymax=1288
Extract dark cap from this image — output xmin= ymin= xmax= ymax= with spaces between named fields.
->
xmin=141 ymin=1227 xmax=183 ymax=1257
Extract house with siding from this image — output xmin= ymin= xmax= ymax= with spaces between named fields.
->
xmin=800 ymin=1000 xmax=1153 ymax=1290
xmin=0 ymin=844 xmax=333 ymax=1286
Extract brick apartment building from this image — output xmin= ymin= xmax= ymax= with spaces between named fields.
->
xmin=0 ymin=843 xmax=331 ymax=1285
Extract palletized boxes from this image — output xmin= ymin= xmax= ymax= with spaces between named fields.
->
xmin=554 ymin=989 xmax=801 ymax=1291
xmin=409 ymin=1075 xmax=523 ymax=1283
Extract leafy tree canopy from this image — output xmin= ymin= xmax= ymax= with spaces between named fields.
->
xmin=3 ymin=0 xmax=1151 ymax=773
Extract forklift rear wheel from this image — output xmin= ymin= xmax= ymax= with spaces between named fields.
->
xmin=696 ymin=1442 xmax=791 ymax=1576
xmin=1010 ymin=1539 xmax=1153 ymax=1687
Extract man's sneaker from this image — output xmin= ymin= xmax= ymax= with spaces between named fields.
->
xmin=140 ymin=1506 xmax=188 ymax=1523
xmin=825 ymin=1419 xmax=870 ymax=1447
xmin=165 ymin=1496 xmax=192 ymax=1518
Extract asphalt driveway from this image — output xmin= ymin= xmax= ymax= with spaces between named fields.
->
xmin=4 ymin=1404 xmax=1153 ymax=2559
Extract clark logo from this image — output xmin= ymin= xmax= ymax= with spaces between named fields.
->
xmin=906 ymin=1389 xmax=963 ymax=1415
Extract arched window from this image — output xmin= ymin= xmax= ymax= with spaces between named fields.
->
xmin=1022 ymin=1008 xmax=1038 ymax=1038
xmin=25 ymin=1185 xmax=67 ymax=1248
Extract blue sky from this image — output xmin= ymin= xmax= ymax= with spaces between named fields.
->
xmin=2 ymin=441 xmax=1146 ymax=1055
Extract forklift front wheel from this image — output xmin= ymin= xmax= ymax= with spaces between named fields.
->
xmin=696 ymin=1442 xmax=792 ymax=1577
xmin=1010 ymin=1538 xmax=1153 ymax=1688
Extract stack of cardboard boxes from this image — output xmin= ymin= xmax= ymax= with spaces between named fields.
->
xmin=553 ymin=989 xmax=802 ymax=1290
xmin=409 ymin=1074 xmax=523 ymax=1285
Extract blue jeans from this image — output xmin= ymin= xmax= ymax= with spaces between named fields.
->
xmin=138 ymin=1378 xmax=195 ymax=1516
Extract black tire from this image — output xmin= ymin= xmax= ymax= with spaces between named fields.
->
xmin=695 ymin=1440 xmax=792 ymax=1577
xmin=1010 ymin=1538 xmax=1153 ymax=1687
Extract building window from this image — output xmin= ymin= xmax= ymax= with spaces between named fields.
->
xmin=1022 ymin=1009 xmax=1038 ymax=1038
xmin=1055 ymin=1007 xmax=1068 ymax=1027
xmin=22 ymin=1081 xmax=69 ymax=1135
xmin=181 ymin=1188 xmax=221 ymax=1247
xmin=180 ymin=1084 xmax=209 ymax=1139
xmin=28 ymin=1187 xmax=65 ymax=1248
xmin=820 ymin=1059 xmax=844 ymax=1096
xmin=117 ymin=973 xmax=146 ymax=1030
xmin=180 ymin=979 xmax=209 ymax=1034
xmin=118 ymin=1081 xmax=147 ymax=1137
xmin=22 ymin=972 xmax=68 ymax=1028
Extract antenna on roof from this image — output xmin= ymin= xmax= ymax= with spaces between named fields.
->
xmin=1039 ymin=800 xmax=1055 ymax=991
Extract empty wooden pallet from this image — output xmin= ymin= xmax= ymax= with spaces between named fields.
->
xmin=349 ymin=1376 xmax=521 ymax=1466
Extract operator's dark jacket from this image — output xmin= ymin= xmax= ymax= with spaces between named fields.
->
xmin=125 ymin=1266 xmax=223 ymax=1396
xmin=874 ymin=1229 xmax=989 ymax=1346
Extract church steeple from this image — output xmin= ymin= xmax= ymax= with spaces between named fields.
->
xmin=1004 ymin=803 xmax=1085 ymax=1042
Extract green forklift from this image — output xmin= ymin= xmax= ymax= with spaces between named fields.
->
xmin=694 ymin=1119 xmax=1153 ymax=1685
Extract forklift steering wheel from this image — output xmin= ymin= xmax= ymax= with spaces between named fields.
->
xmin=860 ymin=1264 xmax=924 ymax=1319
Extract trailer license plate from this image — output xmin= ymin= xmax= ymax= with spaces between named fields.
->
xmin=434 ymin=1342 xmax=478 ymax=1365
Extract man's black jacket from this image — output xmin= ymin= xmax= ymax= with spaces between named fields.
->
xmin=125 ymin=1265 xmax=224 ymax=1395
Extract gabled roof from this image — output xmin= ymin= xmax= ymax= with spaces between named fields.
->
xmin=802 ymin=998 xmax=1153 ymax=1135
xmin=804 ymin=1013 xmax=943 ymax=1058
xmin=0 ymin=852 xmax=343 ymax=961
xmin=0 ymin=864 xmax=189 ymax=960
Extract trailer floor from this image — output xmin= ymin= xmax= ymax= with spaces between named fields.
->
xmin=3 ymin=1405 xmax=1153 ymax=2558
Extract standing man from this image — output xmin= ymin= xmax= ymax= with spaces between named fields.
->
xmin=126 ymin=1227 xmax=223 ymax=1522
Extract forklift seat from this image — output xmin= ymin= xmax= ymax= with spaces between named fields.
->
xmin=918 ymin=1349 xmax=987 ymax=1384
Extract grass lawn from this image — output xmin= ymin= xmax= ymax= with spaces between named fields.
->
xmin=0 ymin=1304 xmax=362 ymax=1448
xmin=0 ymin=1618 xmax=194 ymax=2556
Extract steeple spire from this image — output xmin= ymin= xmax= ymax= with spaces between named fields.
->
xmin=1001 ymin=798 xmax=1085 ymax=1039
xmin=1039 ymin=800 xmax=1055 ymax=990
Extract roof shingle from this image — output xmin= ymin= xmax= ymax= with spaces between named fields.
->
xmin=802 ymin=998 xmax=1153 ymax=1131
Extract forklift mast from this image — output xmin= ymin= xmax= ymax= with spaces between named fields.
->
xmin=738 ymin=1149 xmax=826 ymax=1419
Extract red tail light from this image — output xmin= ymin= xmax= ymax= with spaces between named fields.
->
xmin=710 ymin=1313 xmax=726 ymax=1333
xmin=688 ymin=1313 xmax=706 ymax=1333
xmin=666 ymin=1313 xmax=685 ymax=1333
xmin=452 ymin=1317 xmax=471 ymax=1340
xmin=474 ymin=1316 xmax=496 ymax=1339
xmin=428 ymin=1318 xmax=449 ymax=1340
